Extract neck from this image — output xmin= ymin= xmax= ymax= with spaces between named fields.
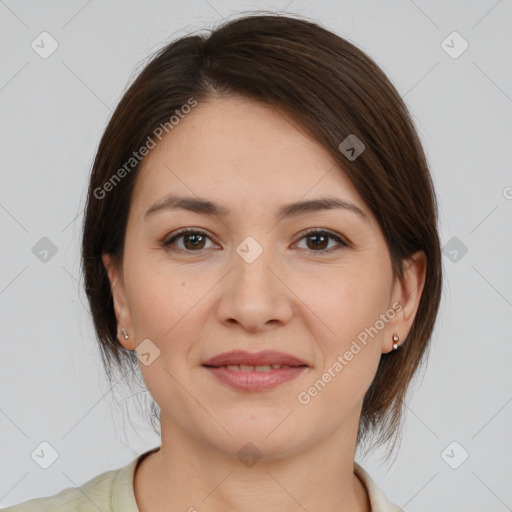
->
xmin=134 ymin=416 xmax=371 ymax=512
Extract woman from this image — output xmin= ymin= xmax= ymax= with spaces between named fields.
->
xmin=6 ymin=13 xmax=442 ymax=512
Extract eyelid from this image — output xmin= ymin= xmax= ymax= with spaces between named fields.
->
xmin=292 ymin=228 xmax=351 ymax=254
xmin=295 ymin=227 xmax=351 ymax=247
xmin=163 ymin=227 xmax=351 ymax=253
xmin=163 ymin=228 xmax=218 ymax=249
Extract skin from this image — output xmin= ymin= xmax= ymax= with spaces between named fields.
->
xmin=103 ymin=95 xmax=426 ymax=512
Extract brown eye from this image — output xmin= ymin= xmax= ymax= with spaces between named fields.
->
xmin=295 ymin=229 xmax=349 ymax=253
xmin=163 ymin=229 xmax=216 ymax=252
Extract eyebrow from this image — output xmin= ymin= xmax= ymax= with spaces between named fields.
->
xmin=144 ymin=194 xmax=369 ymax=223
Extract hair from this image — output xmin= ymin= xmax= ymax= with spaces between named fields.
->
xmin=81 ymin=12 xmax=442 ymax=460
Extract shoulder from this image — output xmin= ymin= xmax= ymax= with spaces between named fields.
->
xmin=354 ymin=462 xmax=406 ymax=512
xmin=3 ymin=467 xmax=120 ymax=512
xmin=2 ymin=449 xmax=158 ymax=512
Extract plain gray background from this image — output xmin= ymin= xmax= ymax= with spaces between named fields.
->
xmin=1 ymin=1 xmax=511 ymax=510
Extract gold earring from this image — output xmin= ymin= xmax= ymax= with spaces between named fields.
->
xmin=392 ymin=333 xmax=400 ymax=350
xmin=120 ymin=328 xmax=129 ymax=340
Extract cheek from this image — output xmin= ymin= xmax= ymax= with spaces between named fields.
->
xmin=124 ymin=260 xmax=200 ymax=350
xmin=307 ymin=263 xmax=390 ymax=346
xmin=296 ymin=263 xmax=390 ymax=406
xmin=123 ymin=264 xmax=206 ymax=407
xmin=298 ymin=272 xmax=386 ymax=411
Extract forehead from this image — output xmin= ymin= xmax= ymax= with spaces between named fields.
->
xmin=131 ymin=95 xmax=371 ymax=221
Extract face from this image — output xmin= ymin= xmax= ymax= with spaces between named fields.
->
xmin=103 ymin=95 xmax=425 ymax=459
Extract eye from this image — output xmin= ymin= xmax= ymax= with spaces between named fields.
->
xmin=163 ymin=228 xmax=218 ymax=252
xmin=294 ymin=229 xmax=350 ymax=254
xmin=163 ymin=228 xmax=350 ymax=254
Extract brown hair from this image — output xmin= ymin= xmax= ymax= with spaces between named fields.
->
xmin=81 ymin=13 xmax=442 ymax=458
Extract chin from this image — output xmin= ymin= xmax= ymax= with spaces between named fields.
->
xmin=201 ymin=412 xmax=312 ymax=461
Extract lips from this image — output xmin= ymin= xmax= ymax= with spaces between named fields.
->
xmin=222 ymin=364 xmax=293 ymax=372
xmin=202 ymin=350 xmax=309 ymax=391
xmin=202 ymin=350 xmax=308 ymax=368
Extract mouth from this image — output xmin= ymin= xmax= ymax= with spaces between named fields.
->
xmin=212 ymin=364 xmax=299 ymax=372
xmin=202 ymin=349 xmax=308 ymax=368
xmin=202 ymin=350 xmax=309 ymax=391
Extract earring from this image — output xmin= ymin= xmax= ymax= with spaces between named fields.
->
xmin=120 ymin=328 xmax=129 ymax=340
xmin=392 ymin=333 xmax=400 ymax=350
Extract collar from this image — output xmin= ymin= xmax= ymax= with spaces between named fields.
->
xmin=113 ymin=447 xmax=404 ymax=512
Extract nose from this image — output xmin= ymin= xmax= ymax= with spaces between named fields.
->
xmin=216 ymin=239 xmax=294 ymax=333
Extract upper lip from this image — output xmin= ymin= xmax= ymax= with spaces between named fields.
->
xmin=202 ymin=350 xmax=308 ymax=367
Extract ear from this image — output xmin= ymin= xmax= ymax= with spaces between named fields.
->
xmin=383 ymin=250 xmax=427 ymax=353
xmin=102 ymin=253 xmax=136 ymax=351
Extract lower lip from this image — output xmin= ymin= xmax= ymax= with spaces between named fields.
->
xmin=204 ymin=366 xmax=307 ymax=391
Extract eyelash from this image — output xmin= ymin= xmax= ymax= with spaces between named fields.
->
xmin=162 ymin=227 xmax=350 ymax=255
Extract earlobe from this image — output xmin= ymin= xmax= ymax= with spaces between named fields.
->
xmin=386 ymin=250 xmax=427 ymax=352
xmin=102 ymin=253 xmax=135 ymax=350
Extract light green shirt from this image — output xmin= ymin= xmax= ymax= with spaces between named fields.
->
xmin=4 ymin=447 xmax=404 ymax=511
